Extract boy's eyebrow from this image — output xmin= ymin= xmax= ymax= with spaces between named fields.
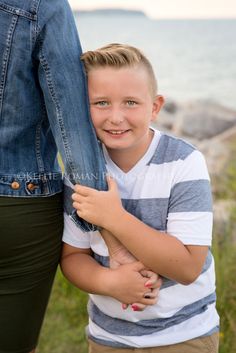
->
xmin=123 ymin=96 xmax=140 ymax=99
xmin=89 ymin=94 xmax=143 ymax=100
xmin=90 ymin=95 xmax=141 ymax=101
xmin=89 ymin=95 xmax=108 ymax=100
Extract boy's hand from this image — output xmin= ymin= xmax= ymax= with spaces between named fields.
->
xmin=72 ymin=176 xmax=124 ymax=228
xmin=107 ymin=261 xmax=159 ymax=306
xmin=108 ymin=241 xmax=162 ymax=311
xmin=122 ymin=270 xmax=162 ymax=311
xmin=100 ymin=229 xmax=162 ymax=311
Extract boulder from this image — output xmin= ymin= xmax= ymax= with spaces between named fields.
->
xmin=163 ymin=99 xmax=178 ymax=114
xmin=172 ymin=100 xmax=236 ymax=140
xmin=153 ymin=110 xmax=176 ymax=131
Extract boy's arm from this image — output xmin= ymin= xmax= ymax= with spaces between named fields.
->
xmin=73 ymin=176 xmax=209 ymax=285
xmin=61 ymin=243 xmax=158 ymax=305
xmin=100 ymin=229 xmax=137 ymax=268
xmin=103 ymin=208 xmax=208 ymax=285
xmin=100 ymin=229 xmax=162 ymax=310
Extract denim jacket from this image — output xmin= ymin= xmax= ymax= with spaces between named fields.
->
xmin=0 ymin=0 xmax=107 ymax=230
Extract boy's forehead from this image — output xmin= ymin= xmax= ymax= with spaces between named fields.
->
xmin=88 ymin=66 xmax=154 ymax=97
xmin=89 ymin=64 xmax=144 ymax=74
xmin=88 ymin=65 xmax=150 ymax=84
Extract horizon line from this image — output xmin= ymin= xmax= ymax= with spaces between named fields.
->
xmin=72 ymin=8 xmax=236 ymax=20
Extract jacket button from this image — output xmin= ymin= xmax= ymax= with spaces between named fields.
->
xmin=11 ymin=181 xmax=20 ymax=190
xmin=27 ymin=183 xmax=37 ymax=191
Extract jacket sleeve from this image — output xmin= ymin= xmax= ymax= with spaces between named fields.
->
xmin=35 ymin=0 xmax=107 ymax=231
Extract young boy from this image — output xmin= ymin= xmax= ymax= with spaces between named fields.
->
xmin=61 ymin=43 xmax=219 ymax=352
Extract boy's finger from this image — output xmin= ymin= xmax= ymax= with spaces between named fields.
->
xmin=72 ymin=193 xmax=80 ymax=201
xmin=141 ymin=297 xmax=158 ymax=305
xmin=141 ymin=270 xmax=157 ymax=279
xmin=144 ymin=288 xmax=159 ymax=299
xmin=131 ymin=303 xmax=147 ymax=311
xmin=72 ymin=201 xmax=82 ymax=210
xmin=72 ymin=191 xmax=89 ymax=202
xmin=72 ymin=195 xmax=84 ymax=205
xmin=144 ymin=274 xmax=162 ymax=289
xmin=106 ymin=174 xmax=118 ymax=191
xmin=121 ymin=303 xmax=129 ymax=310
xmin=145 ymin=278 xmax=162 ymax=288
xmin=74 ymin=184 xmax=94 ymax=196
xmin=145 ymin=278 xmax=162 ymax=289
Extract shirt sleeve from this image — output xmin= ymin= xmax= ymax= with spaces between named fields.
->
xmin=63 ymin=212 xmax=91 ymax=249
xmin=167 ymin=150 xmax=213 ymax=246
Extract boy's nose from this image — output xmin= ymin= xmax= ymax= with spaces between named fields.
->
xmin=109 ymin=110 xmax=124 ymax=125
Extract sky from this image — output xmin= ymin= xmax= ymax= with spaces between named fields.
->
xmin=68 ymin=0 xmax=236 ymax=19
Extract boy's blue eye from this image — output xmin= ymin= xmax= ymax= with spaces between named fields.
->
xmin=126 ymin=100 xmax=137 ymax=106
xmin=95 ymin=101 xmax=109 ymax=106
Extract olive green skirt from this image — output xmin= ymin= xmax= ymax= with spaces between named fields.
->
xmin=0 ymin=194 xmax=63 ymax=353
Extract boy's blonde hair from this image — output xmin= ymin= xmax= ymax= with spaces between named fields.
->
xmin=81 ymin=43 xmax=158 ymax=97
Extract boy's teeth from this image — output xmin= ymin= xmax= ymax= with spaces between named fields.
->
xmin=109 ymin=130 xmax=124 ymax=135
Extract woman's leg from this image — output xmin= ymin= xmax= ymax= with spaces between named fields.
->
xmin=0 ymin=194 xmax=63 ymax=353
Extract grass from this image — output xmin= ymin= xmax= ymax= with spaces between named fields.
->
xmin=213 ymin=141 xmax=236 ymax=200
xmin=211 ymin=141 xmax=236 ymax=351
xmin=213 ymin=210 xmax=236 ymax=353
xmin=37 ymin=270 xmax=89 ymax=353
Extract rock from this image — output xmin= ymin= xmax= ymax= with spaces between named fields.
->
xmin=199 ymin=140 xmax=230 ymax=177
xmin=153 ymin=99 xmax=236 ymax=178
xmin=197 ymin=125 xmax=236 ymax=176
xmin=163 ymin=99 xmax=178 ymax=114
xmin=172 ymin=100 xmax=236 ymax=140
xmin=153 ymin=110 xmax=176 ymax=131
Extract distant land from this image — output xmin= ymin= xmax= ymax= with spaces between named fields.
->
xmin=74 ymin=8 xmax=147 ymax=17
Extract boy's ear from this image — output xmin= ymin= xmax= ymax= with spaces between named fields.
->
xmin=151 ymin=95 xmax=165 ymax=121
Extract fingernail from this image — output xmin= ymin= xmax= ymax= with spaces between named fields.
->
xmin=144 ymin=295 xmax=151 ymax=299
xmin=145 ymin=283 xmax=152 ymax=287
xmin=131 ymin=305 xmax=139 ymax=311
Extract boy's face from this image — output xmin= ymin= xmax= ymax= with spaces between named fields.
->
xmin=88 ymin=66 xmax=164 ymax=157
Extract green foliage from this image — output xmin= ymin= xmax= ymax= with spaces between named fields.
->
xmin=37 ymin=269 xmax=88 ymax=353
xmin=213 ymin=143 xmax=236 ymax=200
xmin=213 ymin=217 xmax=236 ymax=353
xmin=212 ymin=142 xmax=236 ymax=351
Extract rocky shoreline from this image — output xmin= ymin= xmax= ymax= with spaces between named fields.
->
xmin=154 ymin=98 xmax=236 ymax=176
xmin=153 ymin=99 xmax=236 ymax=240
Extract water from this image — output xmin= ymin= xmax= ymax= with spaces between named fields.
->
xmin=75 ymin=14 xmax=236 ymax=110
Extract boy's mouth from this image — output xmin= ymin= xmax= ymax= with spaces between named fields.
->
xmin=105 ymin=130 xmax=129 ymax=135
